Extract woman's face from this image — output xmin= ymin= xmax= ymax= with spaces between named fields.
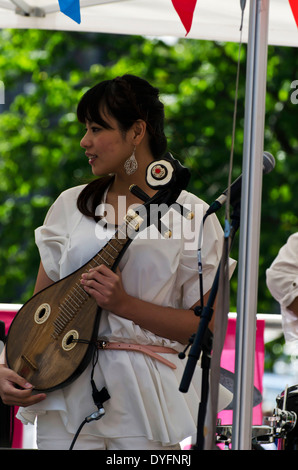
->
xmin=80 ymin=114 xmax=134 ymax=177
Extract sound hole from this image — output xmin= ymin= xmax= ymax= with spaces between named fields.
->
xmin=34 ymin=303 xmax=51 ymax=324
xmin=39 ymin=308 xmax=46 ymax=319
xmin=62 ymin=330 xmax=79 ymax=351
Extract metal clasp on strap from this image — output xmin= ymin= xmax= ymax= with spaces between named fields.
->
xmin=97 ymin=340 xmax=108 ymax=349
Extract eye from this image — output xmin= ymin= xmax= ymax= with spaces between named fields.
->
xmin=91 ymin=126 xmax=102 ymax=133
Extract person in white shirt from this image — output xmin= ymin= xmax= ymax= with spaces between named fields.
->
xmin=266 ymin=233 xmax=298 ymax=345
xmin=0 ymin=75 xmax=234 ymax=450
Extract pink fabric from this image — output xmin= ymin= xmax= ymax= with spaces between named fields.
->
xmin=0 ymin=308 xmax=23 ymax=449
xmin=1 ymin=310 xmax=16 ymax=335
xmin=218 ymin=318 xmax=265 ymax=426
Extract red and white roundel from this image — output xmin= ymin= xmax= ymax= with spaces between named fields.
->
xmin=151 ymin=164 xmax=167 ymax=179
xmin=146 ymin=159 xmax=174 ymax=187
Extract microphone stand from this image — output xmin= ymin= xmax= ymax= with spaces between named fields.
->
xmin=179 ymin=202 xmax=241 ymax=450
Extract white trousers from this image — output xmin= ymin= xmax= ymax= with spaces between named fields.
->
xmin=36 ymin=411 xmax=181 ymax=450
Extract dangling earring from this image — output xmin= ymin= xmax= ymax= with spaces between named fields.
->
xmin=124 ymin=146 xmax=138 ymax=175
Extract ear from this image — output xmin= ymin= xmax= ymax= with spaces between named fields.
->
xmin=132 ymin=119 xmax=147 ymax=145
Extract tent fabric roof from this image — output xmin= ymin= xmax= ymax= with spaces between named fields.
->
xmin=0 ymin=0 xmax=297 ymax=47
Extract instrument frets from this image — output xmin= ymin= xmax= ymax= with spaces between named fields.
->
xmin=52 ymin=211 xmax=142 ymax=338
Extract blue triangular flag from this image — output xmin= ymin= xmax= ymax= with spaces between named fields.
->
xmin=58 ymin=0 xmax=81 ymax=24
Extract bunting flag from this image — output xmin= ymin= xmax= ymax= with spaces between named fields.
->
xmin=56 ymin=0 xmax=298 ymax=37
xmin=171 ymin=0 xmax=198 ymax=36
xmin=58 ymin=0 xmax=81 ymax=24
xmin=289 ymin=0 xmax=298 ymax=28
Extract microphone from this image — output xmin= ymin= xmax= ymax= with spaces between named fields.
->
xmin=205 ymin=152 xmax=275 ymax=216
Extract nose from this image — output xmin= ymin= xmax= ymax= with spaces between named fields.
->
xmin=80 ymin=130 xmax=91 ymax=149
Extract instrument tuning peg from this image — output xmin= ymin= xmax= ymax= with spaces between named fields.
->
xmin=154 ymin=219 xmax=173 ymax=239
xmin=163 ymin=229 xmax=172 ymax=239
xmin=171 ymin=203 xmax=194 ymax=220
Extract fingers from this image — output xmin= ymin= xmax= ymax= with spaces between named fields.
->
xmin=0 ymin=365 xmax=46 ymax=407
xmin=86 ymin=264 xmax=117 ymax=279
xmin=80 ymin=265 xmax=119 ymax=290
xmin=6 ymin=368 xmax=32 ymax=390
xmin=3 ymin=387 xmax=46 ymax=408
xmin=80 ymin=265 xmax=124 ymax=311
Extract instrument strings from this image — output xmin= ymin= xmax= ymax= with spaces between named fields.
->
xmin=51 ymin=218 xmax=133 ymax=339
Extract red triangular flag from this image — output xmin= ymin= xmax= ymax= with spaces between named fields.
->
xmin=289 ymin=0 xmax=298 ymax=28
xmin=171 ymin=0 xmax=198 ymax=35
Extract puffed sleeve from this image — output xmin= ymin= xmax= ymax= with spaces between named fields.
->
xmin=266 ymin=233 xmax=298 ymax=343
xmin=176 ymin=193 xmax=236 ymax=309
xmin=34 ymin=186 xmax=85 ymax=282
xmin=266 ymin=233 xmax=298 ymax=308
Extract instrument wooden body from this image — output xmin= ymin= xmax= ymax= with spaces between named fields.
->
xmin=6 ymin=270 xmax=99 ymax=392
xmin=6 ymin=216 xmax=135 ymax=392
xmin=6 ymin=153 xmax=191 ymax=392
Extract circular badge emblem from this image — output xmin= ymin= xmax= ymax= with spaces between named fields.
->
xmin=146 ymin=159 xmax=174 ymax=187
xmin=151 ymin=164 xmax=168 ymax=180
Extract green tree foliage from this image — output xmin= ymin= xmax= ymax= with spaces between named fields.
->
xmin=0 ymin=29 xmax=297 ymax=315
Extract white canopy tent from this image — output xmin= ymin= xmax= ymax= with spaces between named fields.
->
xmin=0 ymin=0 xmax=297 ymax=47
xmin=0 ymin=0 xmax=297 ymax=451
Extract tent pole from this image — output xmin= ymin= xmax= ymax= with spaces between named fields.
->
xmin=232 ymin=0 xmax=269 ymax=450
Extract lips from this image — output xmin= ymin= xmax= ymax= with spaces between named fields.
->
xmin=86 ymin=153 xmax=98 ymax=164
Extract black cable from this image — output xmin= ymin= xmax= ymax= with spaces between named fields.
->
xmin=69 ymin=418 xmax=88 ymax=451
xmin=68 ymin=344 xmax=110 ymax=450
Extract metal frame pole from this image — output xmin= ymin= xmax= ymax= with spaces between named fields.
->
xmin=232 ymin=0 xmax=270 ymax=450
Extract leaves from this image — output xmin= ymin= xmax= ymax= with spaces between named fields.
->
xmin=0 ymin=29 xmax=297 ymax=315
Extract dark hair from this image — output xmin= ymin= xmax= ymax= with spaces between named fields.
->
xmin=77 ymin=74 xmax=167 ymax=221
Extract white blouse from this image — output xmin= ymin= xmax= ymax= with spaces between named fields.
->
xmin=266 ymin=233 xmax=298 ymax=347
xmin=17 ymin=184 xmax=234 ymax=445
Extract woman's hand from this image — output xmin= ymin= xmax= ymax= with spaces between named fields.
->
xmin=79 ymin=265 xmax=211 ymax=345
xmin=80 ymin=265 xmax=129 ymax=315
xmin=0 ymin=364 xmax=46 ymax=407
